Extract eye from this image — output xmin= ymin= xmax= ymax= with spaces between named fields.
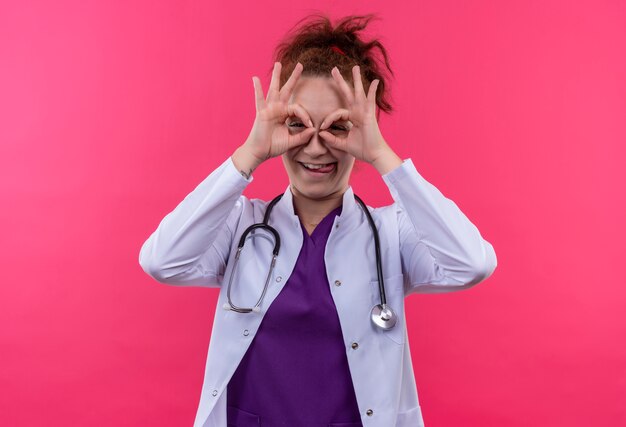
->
xmin=288 ymin=121 xmax=304 ymax=128
xmin=330 ymin=124 xmax=347 ymax=131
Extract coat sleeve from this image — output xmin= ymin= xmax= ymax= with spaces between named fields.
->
xmin=382 ymin=159 xmax=497 ymax=295
xmin=138 ymin=157 xmax=251 ymax=287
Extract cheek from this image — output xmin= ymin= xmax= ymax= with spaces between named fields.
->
xmin=336 ymin=153 xmax=355 ymax=170
xmin=281 ymin=154 xmax=294 ymax=175
xmin=346 ymin=159 xmax=356 ymax=175
xmin=336 ymin=161 xmax=355 ymax=182
xmin=282 ymin=153 xmax=301 ymax=179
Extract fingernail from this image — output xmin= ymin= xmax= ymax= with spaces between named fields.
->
xmin=308 ymin=119 xmax=313 ymax=127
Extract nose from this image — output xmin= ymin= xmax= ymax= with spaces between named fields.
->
xmin=302 ymin=130 xmax=329 ymax=157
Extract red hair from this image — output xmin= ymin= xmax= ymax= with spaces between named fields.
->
xmin=272 ymin=13 xmax=395 ymax=115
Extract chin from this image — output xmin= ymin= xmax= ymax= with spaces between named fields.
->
xmin=291 ymin=182 xmax=346 ymax=201
xmin=283 ymin=158 xmax=353 ymax=201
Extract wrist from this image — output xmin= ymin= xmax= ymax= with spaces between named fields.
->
xmin=232 ymin=146 xmax=263 ymax=179
xmin=370 ymin=144 xmax=403 ymax=175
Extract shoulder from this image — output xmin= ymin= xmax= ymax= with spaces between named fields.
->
xmin=234 ymin=195 xmax=286 ymax=225
xmin=353 ymin=199 xmax=401 ymax=242
xmin=370 ymin=200 xmax=402 ymax=224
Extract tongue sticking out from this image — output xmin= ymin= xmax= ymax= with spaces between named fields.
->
xmin=304 ymin=163 xmax=336 ymax=173
xmin=313 ymin=163 xmax=335 ymax=173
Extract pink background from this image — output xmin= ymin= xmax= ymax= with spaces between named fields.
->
xmin=1 ymin=1 xmax=625 ymax=426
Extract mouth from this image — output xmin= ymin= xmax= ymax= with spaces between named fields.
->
xmin=299 ymin=162 xmax=337 ymax=174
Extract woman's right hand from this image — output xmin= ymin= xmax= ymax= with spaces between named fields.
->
xmin=232 ymin=62 xmax=316 ymax=178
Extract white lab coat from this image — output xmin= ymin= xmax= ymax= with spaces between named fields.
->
xmin=139 ymin=157 xmax=497 ymax=427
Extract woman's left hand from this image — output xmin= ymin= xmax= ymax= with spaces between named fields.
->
xmin=319 ymin=65 xmax=402 ymax=174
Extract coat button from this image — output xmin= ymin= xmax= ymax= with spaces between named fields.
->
xmin=366 ymin=409 xmax=374 ymax=416
xmin=276 ymin=276 xmax=282 ymax=282
xmin=334 ymin=280 xmax=342 ymax=286
xmin=243 ymin=329 xmax=249 ymax=336
xmin=212 ymin=389 xmax=218 ymax=397
xmin=351 ymin=342 xmax=359 ymax=350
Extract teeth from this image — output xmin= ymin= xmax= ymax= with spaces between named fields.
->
xmin=303 ymin=163 xmax=329 ymax=170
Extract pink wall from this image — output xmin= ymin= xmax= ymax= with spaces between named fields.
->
xmin=1 ymin=1 xmax=625 ymax=425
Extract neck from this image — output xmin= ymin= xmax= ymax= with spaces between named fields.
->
xmin=291 ymin=187 xmax=344 ymax=235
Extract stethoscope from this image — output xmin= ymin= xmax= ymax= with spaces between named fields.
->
xmin=223 ymin=194 xmax=398 ymax=330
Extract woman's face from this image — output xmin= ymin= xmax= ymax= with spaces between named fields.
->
xmin=283 ymin=76 xmax=355 ymax=203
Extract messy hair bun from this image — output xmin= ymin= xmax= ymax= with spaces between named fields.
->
xmin=273 ymin=13 xmax=394 ymax=114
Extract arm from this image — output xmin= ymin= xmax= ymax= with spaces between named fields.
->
xmin=138 ymin=157 xmax=251 ymax=287
xmin=139 ymin=62 xmax=317 ymax=287
xmin=317 ymin=65 xmax=496 ymax=294
xmin=382 ymin=158 xmax=497 ymax=295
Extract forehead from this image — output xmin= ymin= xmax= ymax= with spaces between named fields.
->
xmin=288 ymin=77 xmax=347 ymax=117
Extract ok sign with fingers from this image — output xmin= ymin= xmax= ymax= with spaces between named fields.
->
xmin=232 ymin=62 xmax=316 ymax=178
xmin=318 ymin=65 xmax=402 ymax=175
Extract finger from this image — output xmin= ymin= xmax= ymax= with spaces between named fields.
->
xmin=318 ymin=130 xmax=348 ymax=153
xmin=367 ymin=79 xmax=380 ymax=107
xmin=287 ymin=127 xmax=316 ymax=150
xmin=267 ymin=62 xmax=282 ymax=102
xmin=287 ymin=103 xmax=314 ymax=128
xmin=252 ymin=76 xmax=266 ymax=111
xmin=352 ymin=65 xmax=366 ymax=102
xmin=331 ymin=66 xmax=355 ymax=104
xmin=320 ymin=108 xmax=350 ymax=130
xmin=279 ymin=62 xmax=303 ymax=103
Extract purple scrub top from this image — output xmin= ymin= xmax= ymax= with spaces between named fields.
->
xmin=227 ymin=206 xmax=363 ymax=427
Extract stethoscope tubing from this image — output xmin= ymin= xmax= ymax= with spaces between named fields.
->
xmin=224 ymin=193 xmax=396 ymax=329
xmin=353 ymin=194 xmax=387 ymax=307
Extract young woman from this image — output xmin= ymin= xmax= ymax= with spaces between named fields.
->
xmin=139 ymin=14 xmax=497 ymax=427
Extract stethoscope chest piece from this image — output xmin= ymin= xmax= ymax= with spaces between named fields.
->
xmin=371 ymin=303 xmax=397 ymax=330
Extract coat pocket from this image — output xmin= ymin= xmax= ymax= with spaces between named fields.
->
xmin=395 ymin=405 xmax=424 ymax=427
xmin=369 ymin=274 xmax=406 ymax=345
xmin=227 ymin=405 xmax=261 ymax=427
